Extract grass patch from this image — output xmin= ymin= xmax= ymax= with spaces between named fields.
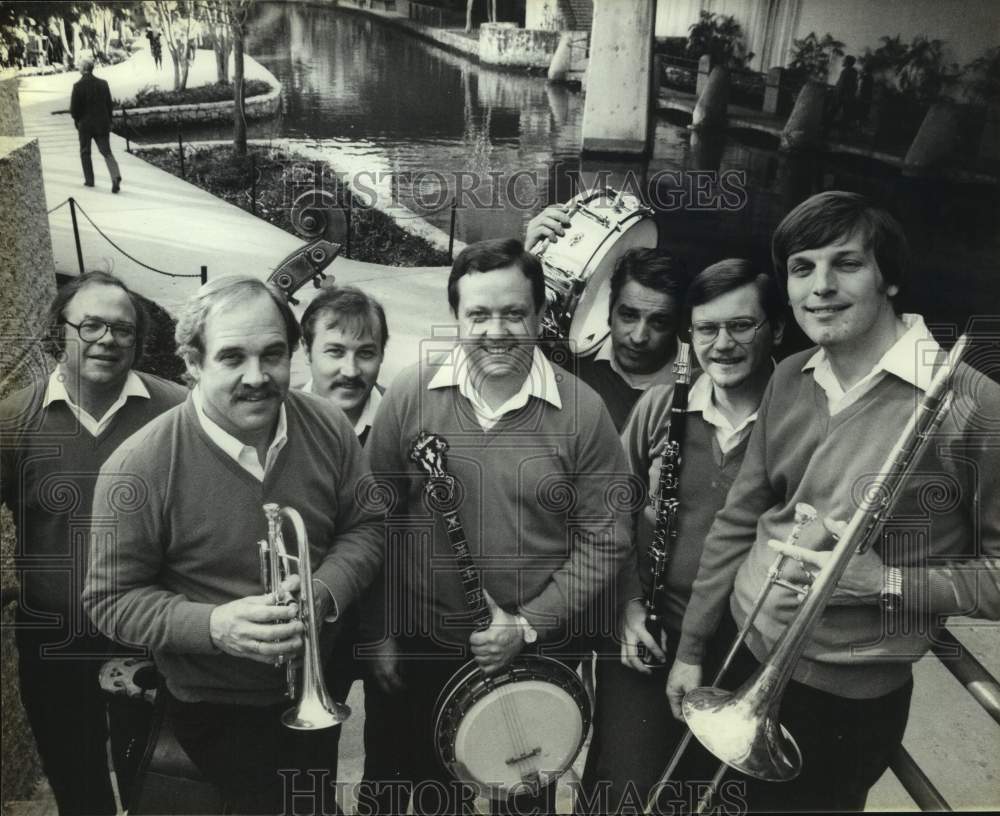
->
xmin=115 ymin=79 xmax=272 ymax=109
xmin=137 ymin=144 xmax=451 ymax=267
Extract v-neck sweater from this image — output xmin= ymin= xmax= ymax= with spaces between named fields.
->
xmin=83 ymin=390 xmax=384 ymax=704
xmin=1 ymin=372 xmax=187 ymax=649
xmin=678 ymin=348 xmax=1000 ymax=698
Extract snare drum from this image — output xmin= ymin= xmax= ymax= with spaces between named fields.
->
xmin=535 ymin=189 xmax=658 ymax=356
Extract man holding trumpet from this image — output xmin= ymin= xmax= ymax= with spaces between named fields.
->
xmin=84 ymin=276 xmax=384 ymax=815
xmin=664 ymin=191 xmax=1000 ymax=812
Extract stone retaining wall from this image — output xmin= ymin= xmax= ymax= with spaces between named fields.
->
xmin=112 ymin=82 xmax=282 ymax=128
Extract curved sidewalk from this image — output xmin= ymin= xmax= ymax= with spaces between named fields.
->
xmin=18 ymin=47 xmax=452 ymax=385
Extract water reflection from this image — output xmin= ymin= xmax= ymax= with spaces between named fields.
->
xmin=138 ymin=1 xmax=998 ymax=334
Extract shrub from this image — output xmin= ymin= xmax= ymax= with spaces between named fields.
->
xmin=862 ymin=34 xmax=960 ymax=103
xmin=686 ymin=11 xmax=753 ymax=69
xmin=787 ymin=32 xmax=845 ymax=83
xmin=116 ymin=79 xmax=272 ymax=109
xmin=963 ymin=46 xmax=1000 ymax=105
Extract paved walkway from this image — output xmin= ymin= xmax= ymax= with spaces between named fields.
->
xmin=18 ymin=46 xmax=452 ymax=388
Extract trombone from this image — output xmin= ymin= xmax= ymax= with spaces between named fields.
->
xmin=260 ymin=502 xmax=351 ymax=730
xmin=646 ymin=334 xmax=970 ymax=813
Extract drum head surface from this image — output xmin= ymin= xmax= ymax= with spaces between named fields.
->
xmin=451 ymin=680 xmax=584 ymax=792
xmin=569 ymin=217 xmax=658 ymax=355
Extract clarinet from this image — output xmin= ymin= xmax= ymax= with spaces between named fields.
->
xmin=638 ymin=341 xmax=693 ymax=667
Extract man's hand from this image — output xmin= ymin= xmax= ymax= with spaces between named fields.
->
xmin=619 ymin=598 xmax=666 ymax=674
xmin=666 ymin=658 xmax=702 ymax=720
xmin=209 ymin=574 xmax=304 ymax=664
xmin=468 ymin=590 xmax=524 ymax=676
xmin=525 ymin=204 xmax=572 ymax=251
xmin=369 ymin=636 xmax=405 ymax=695
xmin=767 ymin=517 xmax=883 ymax=606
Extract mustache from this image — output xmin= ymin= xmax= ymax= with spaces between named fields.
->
xmin=330 ymin=378 xmax=367 ymax=390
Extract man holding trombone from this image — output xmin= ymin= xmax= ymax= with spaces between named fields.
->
xmin=84 ymin=276 xmax=384 ymax=815
xmin=665 ymin=191 xmax=1000 ymax=812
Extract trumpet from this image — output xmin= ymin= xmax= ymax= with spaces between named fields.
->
xmin=259 ymin=502 xmax=351 ymax=730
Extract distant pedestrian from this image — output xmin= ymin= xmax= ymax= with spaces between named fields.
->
xmin=856 ymin=67 xmax=874 ymax=128
xmin=827 ymin=55 xmax=858 ymax=130
xmin=146 ymin=29 xmax=163 ymax=69
xmin=70 ymin=58 xmax=122 ymax=193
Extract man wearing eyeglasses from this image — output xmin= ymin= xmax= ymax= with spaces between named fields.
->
xmin=579 ymin=260 xmax=784 ymax=814
xmin=1 ymin=272 xmax=186 ymax=815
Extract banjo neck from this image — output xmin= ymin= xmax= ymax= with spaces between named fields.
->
xmin=441 ymin=507 xmax=492 ymax=631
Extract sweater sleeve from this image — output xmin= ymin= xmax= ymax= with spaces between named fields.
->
xmin=309 ymin=417 xmax=385 ymax=617
xmin=83 ymin=439 xmax=217 ymax=654
xmin=519 ymin=398 xmax=636 ymax=641
xmin=901 ymin=368 xmax=1000 ymax=621
xmin=676 ymin=375 xmax=779 ymax=664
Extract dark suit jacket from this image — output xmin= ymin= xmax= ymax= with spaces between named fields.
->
xmin=71 ymin=73 xmax=114 ymax=134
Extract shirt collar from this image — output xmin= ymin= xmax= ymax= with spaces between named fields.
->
xmin=43 ymin=368 xmax=150 ymax=409
xmin=301 ymin=380 xmax=381 ymax=437
xmin=594 ymin=335 xmax=676 ymax=390
xmin=428 ymin=344 xmax=562 ymax=409
xmin=191 ymin=386 xmax=288 ymax=477
xmin=687 ymin=371 xmax=759 ymax=431
xmin=801 ymin=314 xmax=939 ymax=392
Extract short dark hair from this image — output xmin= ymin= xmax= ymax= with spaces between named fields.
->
xmin=300 ymin=286 xmax=389 ymax=354
xmin=175 ymin=276 xmax=300 ymax=366
xmin=447 ymin=238 xmax=545 ymax=316
xmin=686 ymin=259 xmax=785 ymax=327
xmin=46 ymin=271 xmax=149 ymax=367
xmin=771 ymin=191 xmax=909 ymax=306
xmin=608 ymin=248 xmax=684 ymax=322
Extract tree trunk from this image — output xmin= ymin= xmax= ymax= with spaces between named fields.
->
xmin=170 ymin=49 xmax=180 ymax=89
xmin=466 ymin=0 xmax=473 ymax=33
xmin=233 ymin=22 xmax=246 ymax=156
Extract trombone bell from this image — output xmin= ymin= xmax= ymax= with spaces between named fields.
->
xmin=682 ymin=684 xmax=801 ymax=782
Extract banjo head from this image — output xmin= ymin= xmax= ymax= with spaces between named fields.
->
xmin=434 ymin=656 xmax=590 ymax=799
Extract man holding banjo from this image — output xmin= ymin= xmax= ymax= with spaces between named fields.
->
xmin=361 ymin=238 xmax=634 ymax=815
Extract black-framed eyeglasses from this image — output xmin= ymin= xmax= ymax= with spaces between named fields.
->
xmin=691 ymin=318 xmax=767 ymax=345
xmin=63 ymin=318 xmax=137 ymax=347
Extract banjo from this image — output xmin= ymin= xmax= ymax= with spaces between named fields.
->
xmin=408 ymin=432 xmax=592 ymax=801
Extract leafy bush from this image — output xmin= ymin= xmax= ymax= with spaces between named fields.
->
xmin=862 ymin=35 xmax=960 ymax=103
xmin=117 ymin=79 xmax=272 ymax=109
xmin=787 ymin=32 xmax=845 ymax=82
xmin=686 ymin=11 xmax=753 ymax=69
xmin=963 ymin=46 xmax=1000 ymax=104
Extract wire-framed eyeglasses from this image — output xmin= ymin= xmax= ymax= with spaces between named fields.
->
xmin=63 ymin=318 xmax=137 ymax=347
xmin=690 ymin=318 xmax=767 ymax=345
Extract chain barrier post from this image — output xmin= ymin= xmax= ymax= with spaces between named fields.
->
xmin=345 ymin=192 xmax=352 ymax=259
xmin=201 ymin=265 xmax=208 ymax=286
xmin=250 ymin=153 xmax=257 ymax=216
xmin=68 ymin=197 xmax=85 ymax=276
xmin=177 ymin=125 xmax=185 ymax=179
xmin=123 ymin=109 xmax=131 ymax=154
xmin=449 ymin=197 xmax=457 ymax=263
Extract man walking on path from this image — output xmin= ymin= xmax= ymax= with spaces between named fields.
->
xmin=70 ymin=58 xmax=122 ymax=193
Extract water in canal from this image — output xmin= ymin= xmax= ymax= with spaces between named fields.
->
xmin=173 ymin=1 xmax=999 ymax=342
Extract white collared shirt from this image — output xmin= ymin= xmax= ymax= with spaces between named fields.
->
xmin=686 ymin=373 xmax=759 ymax=454
xmin=594 ymin=335 xmax=676 ymax=390
xmin=43 ymin=367 xmax=150 ymax=437
xmin=802 ymin=314 xmax=939 ymax=415
xmin=427 ymin=345 xmax=562 ymax=431
xmin=302 ymin=380 xmax=382 ymax=439
xmin=192 ymin=387 xmax=288 ymax=481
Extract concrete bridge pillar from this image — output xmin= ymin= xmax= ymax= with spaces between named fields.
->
xmin=581 ymin=0 xmax=655 ymax=155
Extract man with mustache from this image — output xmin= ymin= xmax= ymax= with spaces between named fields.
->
xmin=581 ymin=260 xmax=784 ymax=813
xmin=83 ymin=275 xmax=384 ymax=815
xmin=300 ymin=286 xmax=388 ymax=447
xmin=360 ymin=238 xmax=633 ymax=815
xmin=666 ymin=192 xmax=1000 ymax=811
xmin=1 ymin=272 xmax=186 ymax=815
xmin=528 ymin=210 xmax=683 ymax=430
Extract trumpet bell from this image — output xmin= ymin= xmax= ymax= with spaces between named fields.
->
xmin=682 ymin=686 xmax=801 ymax=782
xmin=282 ymin=694 xmax=351 ymax=731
